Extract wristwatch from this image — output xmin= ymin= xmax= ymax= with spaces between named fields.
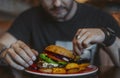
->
xmin=101 ymin=27 xmax=116 ymax=47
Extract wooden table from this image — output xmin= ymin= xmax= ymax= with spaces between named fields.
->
xmin=0 ymin=65 xmax=120 ymax=78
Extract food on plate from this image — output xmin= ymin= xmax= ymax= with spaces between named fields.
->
xmin=79 ymin=63 xmax=90 ymax=71
xmin=37 ymin=45 xmax=74 ymax=69
xmin=67 ymin=68 xmax=80 ymax=74
xmin=28 ymin=45 xmax=90 ymax=74
xmin=65 ymin=63 xmax=79 ymax=70
xmin=37 ymin=45 xmax=74 ymax=73
xmin=39 ymin=68 xmax=52 ymax=73
xmin=52 ymin=68 xmax=66 ymax=74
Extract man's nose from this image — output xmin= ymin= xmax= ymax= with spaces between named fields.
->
xmin=53 ymin=0 xmax=62 ymax=7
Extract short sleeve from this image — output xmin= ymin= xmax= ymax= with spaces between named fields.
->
xmin=7 ymin=12 xmax=32 ymax=44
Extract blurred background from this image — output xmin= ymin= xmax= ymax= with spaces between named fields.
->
xmin=0 ymin=0 xmax=119 ymax=62
xmin=0 ymin=0 xmax=120 ymax=78
xmin=0 ymin=0 xmax=120 ymax=36
xmin=0 ymin=0 xmax=120 ymax=65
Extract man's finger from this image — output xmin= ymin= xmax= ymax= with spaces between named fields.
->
xmin=7 ymin=48 xmax=30 ymax=67
xmin=17 ymin=40 xmax=36 ymax=61
xmin=82 ymin=35 xmax=93 ymax=48
xmin=77 ymin=32 xmax=90 ymax=48
xmin=73 ymin=41 xmax=82 ymax=55
xmin=31 ymin=49 xmax=38 ymax=56
xmin=76 ymin=29 xmax=87 ymax=39
xmin=5 ymin=54 xmax=25 ymax=70
xmin=11 ymin=43 xmax=33 ymax=65
xmin=14 ymin=47 xmax=33 ymax=65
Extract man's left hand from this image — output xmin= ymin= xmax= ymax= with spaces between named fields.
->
xmin=73 ymin=28 xmax=105 ymax=55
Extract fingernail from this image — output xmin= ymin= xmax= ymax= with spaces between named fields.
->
xmin=25 ymin=64 xmax=29 ymax=67
xmin=28 ymin=60 xmax=33 ymax=65
xmin=19 ymin=67 xmax=24 ymax=70
xmin=32 ymin=56 xmax=36 ymax=61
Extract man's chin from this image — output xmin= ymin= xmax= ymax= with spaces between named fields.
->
xmin=51 ymin=14 xmax=66 ymax=19
xmin=50 ymin=12 xmax=67 ymax=18
xmin=52 ymin=16 xmax=65 ymax=21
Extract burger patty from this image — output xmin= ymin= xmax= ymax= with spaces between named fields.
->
xmin=44 ymin=51 xmax=72 ymax=62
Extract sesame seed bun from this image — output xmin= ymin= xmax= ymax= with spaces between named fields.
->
xmin=44 ymin=45 xmax=74 ymax=59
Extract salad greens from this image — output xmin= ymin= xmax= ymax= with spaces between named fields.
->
xmin=39 ymin=53 xmax=67 ymax=65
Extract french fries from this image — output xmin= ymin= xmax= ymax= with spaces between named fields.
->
xmin=65 ymin=63 xmax=79 ymax=70
xmin=38 ymin=63 xmax=90 ymax=74
xmin=53 ymin=68 xmax=66 ymax=74
xmin=39 ymin=68 xmax=52 ymax=73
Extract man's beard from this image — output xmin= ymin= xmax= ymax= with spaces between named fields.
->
xmin=49 ymin=1 xmax=74 ymax=20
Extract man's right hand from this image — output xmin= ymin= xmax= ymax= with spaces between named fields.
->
xmin=0 ymin=40 xmax=38 ymax=70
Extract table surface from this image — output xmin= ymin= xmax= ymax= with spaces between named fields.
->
xmin=0 ymin=65 xmax=120 ymax=78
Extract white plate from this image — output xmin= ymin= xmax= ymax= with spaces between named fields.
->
xmin=25 ymin=65 xmax=98 ymax=77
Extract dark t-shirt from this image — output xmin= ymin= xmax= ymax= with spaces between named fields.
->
xmin=8 ymin=3 xmax=120 ymax=53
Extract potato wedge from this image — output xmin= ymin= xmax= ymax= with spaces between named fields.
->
xmin=39 ymin=68 xmax=52 ymax=73
xmin=67 ymin=68 xmax=80 ymax=74
xmin=52 ymin=68 xmax=66 ymax=74
xmin=65 ymin=63 xmax=79 ymax=70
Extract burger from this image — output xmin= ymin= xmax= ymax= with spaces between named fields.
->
xmin=28 ymin=45 xmax=90 ymax=74
xmin=37 ymin=45 xmax=74 ymax=69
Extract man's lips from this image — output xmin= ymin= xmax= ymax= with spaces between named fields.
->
xmin=51 ymin=9 xmax=65 ymax=14
xmin=50 ymin=7 xmax=67 ymax=13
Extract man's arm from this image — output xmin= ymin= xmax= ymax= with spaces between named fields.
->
xmin=0 ymin=33 xmax=17 ymax=48
xmin=105 ymin=37 xmax=120 ymax=67
xmin=73 ymin=28 xmax=120 ymax=67
xmin=0 ymin=33 xmax=38 ymax=70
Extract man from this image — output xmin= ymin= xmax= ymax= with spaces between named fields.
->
xmin=0 ymin=0 xmax=120 ymax=71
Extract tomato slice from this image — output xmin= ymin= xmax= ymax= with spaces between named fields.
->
xmin=46 ymin=53 xmax=64 ymax=62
